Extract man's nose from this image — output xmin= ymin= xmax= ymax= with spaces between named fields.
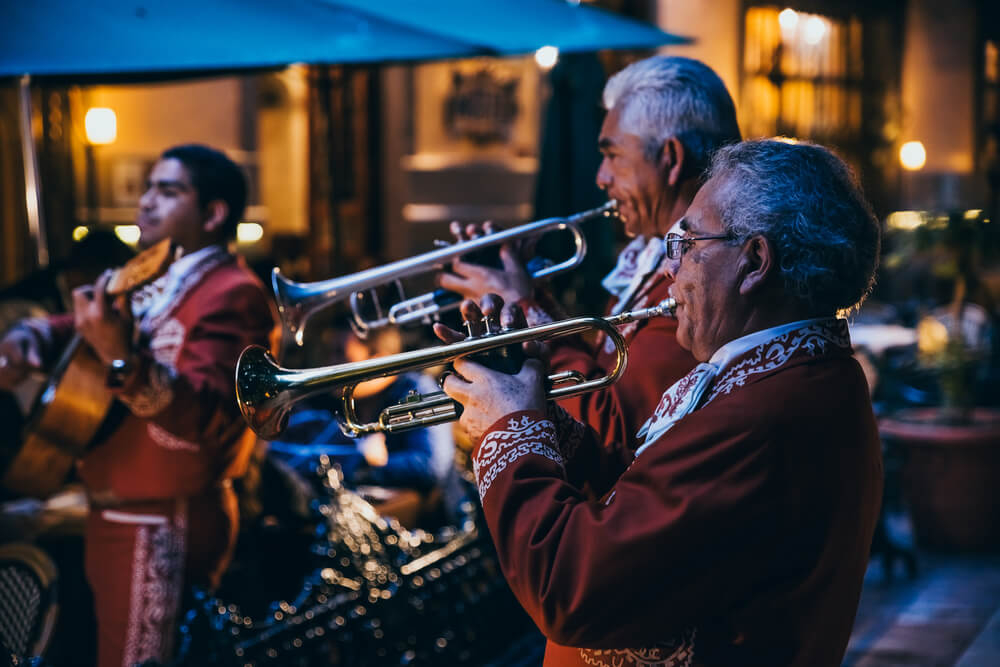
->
xmin=595 ymin=159 xmax=611 ymax=190
xmin=138 ymin=189 xmax=154 ymax=209
xmin=664 ymin=252 xmax=681 ymax=281
xmin=663 ymin=220 xmax=684 ymax=280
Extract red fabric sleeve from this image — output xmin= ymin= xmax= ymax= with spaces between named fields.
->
xmin=473 ymin=406 xmax=782 ymax=649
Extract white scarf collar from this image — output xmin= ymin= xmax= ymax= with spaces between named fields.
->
xmin=131 ymin=244 xmax=231 ymax=331
xmin=600 ymin=236 xmax=665 ymax=314
xmin=634 ymin=317 xmax=840 ymax=457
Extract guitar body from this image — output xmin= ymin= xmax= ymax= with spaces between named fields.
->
xmin=0 ymin=239 xmax=174 ymax=498
xmin=1 ymin=339 xmax=113 ymax=497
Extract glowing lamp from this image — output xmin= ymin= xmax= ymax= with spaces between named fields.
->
xmin=535 ymin=46 xmax=559 ymax=70
xmin=778 ymin=9 xmax=799 ymax=34
xmin=899 ymin=141 xmax=926 ymax=171
xmin=114 ymin=225 xmax=141 ymax=245
xmin=85 ymin=107 xmax=117 ymax=145
xmin=237 ymin=222 xmax=264 ymax=244
xmin=803 ymin=16 xmax=827 ymax=45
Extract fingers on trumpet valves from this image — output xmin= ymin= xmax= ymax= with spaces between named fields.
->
xmin=479 ymin=294 xmax=505 ymax=333
xmin=459 ymin=298 xmax=487 ymax=337
xmin=500 ymin=302 xmax=527 ymax=332
xmin=432 ymin=321 xmax=465 ymax=344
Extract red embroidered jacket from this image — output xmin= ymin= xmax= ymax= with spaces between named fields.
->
xmin=47 ymin=253 xmax=273 ymax=501
xmin=519 ymin=270 xmax=696 ymax=461
xmin=472 ymin=320 xmax=883 ymax=667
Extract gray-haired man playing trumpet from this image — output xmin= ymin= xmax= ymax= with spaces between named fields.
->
xmin=439 ymin=56 xmax=742 ymax=461
xmin=438 ymin=139 xmax=883 ymax=667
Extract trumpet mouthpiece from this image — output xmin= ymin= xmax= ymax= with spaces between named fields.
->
xmin=658 ymin=297 xmax=677 ymax=315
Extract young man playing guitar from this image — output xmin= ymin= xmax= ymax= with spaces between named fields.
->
xmin=0 ymin=144 xmax=274 ymax=667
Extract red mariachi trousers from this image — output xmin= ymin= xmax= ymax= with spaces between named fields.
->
xmin=84 ymin=485 xmax=238 ymax=667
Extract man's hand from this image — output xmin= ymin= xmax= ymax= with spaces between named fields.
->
xmin=73 ymin=272 xmax=134 ymax=367
xmin=0 ymin=328 xmax=43 ymax=391
xmin=435 ymin=296 xmax=547 ymax=442
xmin=437 ymin=221 xmax=534 ymax=305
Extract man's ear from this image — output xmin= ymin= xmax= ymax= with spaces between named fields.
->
xmin=202 ymin=200 xmax=229 ymax=234
xmin=658 ymin=137 xmax=687 ymax=187
xmin=737 ymin=235 xmax=776 ymax=296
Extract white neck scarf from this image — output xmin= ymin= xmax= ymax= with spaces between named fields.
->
xmin=634 ymin=317 xmax=835 ymax=457
xmin=131 ymin=244 xmax=230 ymax=332
xmin=601 ymin=236 xmax=665 ymax=314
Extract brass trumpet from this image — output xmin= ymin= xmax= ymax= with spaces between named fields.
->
xmin=273 ymin=201 xmax=617 ymax=345
xmin=236 ymin=298 xmax=676 ymax=439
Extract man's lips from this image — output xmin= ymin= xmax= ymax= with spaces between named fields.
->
xmin=613 ymin=198 xmax=632 ymax=223
xmin=667 ymin=289 xmax=683 ymax=310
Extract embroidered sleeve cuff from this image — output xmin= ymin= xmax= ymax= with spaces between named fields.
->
xmin=473 ymin=410 xmax=562 ymax=502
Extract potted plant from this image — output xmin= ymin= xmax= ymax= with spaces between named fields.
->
xmin=878 ymin=208 xmax=1000 ymax=551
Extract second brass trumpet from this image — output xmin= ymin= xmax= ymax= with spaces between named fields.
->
xmin=273 ymin=201 xmax=618 ymax=345
xmin=236 ymin=298 xmax=676 ymax=439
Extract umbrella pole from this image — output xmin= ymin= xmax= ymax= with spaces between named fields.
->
xmin=19 ymin=74 xmax=49 ymax=268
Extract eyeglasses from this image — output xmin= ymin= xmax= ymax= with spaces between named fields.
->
xmin=662 ymin=232 xmax=733 ymax=260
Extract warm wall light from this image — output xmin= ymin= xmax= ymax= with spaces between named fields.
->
xmin=535 ymin=46 xmax=559 ymax=70
xmin=899 ymin=141 xmax=927 ymax=170
xmin=72 ymin=226 xmax=90 ymax=241
xmin=85 ymin=107 xmax=117 ymax=145
xmin=237 ymin=222 xmax=264 ymax=244
xmin=114 ymin=225 xmax=141 ymax=245
xmin=778 ymin=8 xmax=799 ymax=33
xmin=803 ymin=16 xmax=828 ymax=45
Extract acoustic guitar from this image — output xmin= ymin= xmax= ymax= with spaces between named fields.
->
xmin=0 ymin=239 xmax=174 ymax=498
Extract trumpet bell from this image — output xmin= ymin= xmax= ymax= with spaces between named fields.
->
xmin=235 ymin=345 xmax=296 ymax=439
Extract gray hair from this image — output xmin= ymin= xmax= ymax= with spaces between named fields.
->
xmin=602 ymin=56 xmax=741 ymax=177
xmin=707 ymin=140 xmax=881 ymax=315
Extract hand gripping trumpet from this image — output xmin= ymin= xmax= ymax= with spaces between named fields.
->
xmin=236 ymin=298 xmax=676 ymax=439
xmin=272 ymin=201 xmax=617 ymax=345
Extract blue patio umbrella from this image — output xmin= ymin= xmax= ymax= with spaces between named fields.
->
xmin=330 ymin=0 xmax=690 ymax=54
xmin=1 ymin=0 xmax=688 ymax=266
xmin=0 ymin=0 xmax=485 ymax=77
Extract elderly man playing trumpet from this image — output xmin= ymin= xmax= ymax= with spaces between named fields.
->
xmin=438 ymin=139 xmax=883 ymax=666
xmin=440 ymin=56 xmax=741 ymax=458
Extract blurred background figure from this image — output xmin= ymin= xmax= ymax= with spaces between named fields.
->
xmin=264 ymin=323 xmax=462 ymax=527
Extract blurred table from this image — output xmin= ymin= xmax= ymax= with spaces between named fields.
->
xmin=356 ymin=485 xmax=423 ymax=529
xmin=0 ymin=485 xmax=88 ymax=543
xmin=849 ymin=323 xmax=917 ymax=356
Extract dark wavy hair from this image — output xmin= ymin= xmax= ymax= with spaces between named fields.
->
xmin=707 ymin=140 xmax=881 ymax=315
xmin=161 ymin=144 xmax=247 ymax=239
